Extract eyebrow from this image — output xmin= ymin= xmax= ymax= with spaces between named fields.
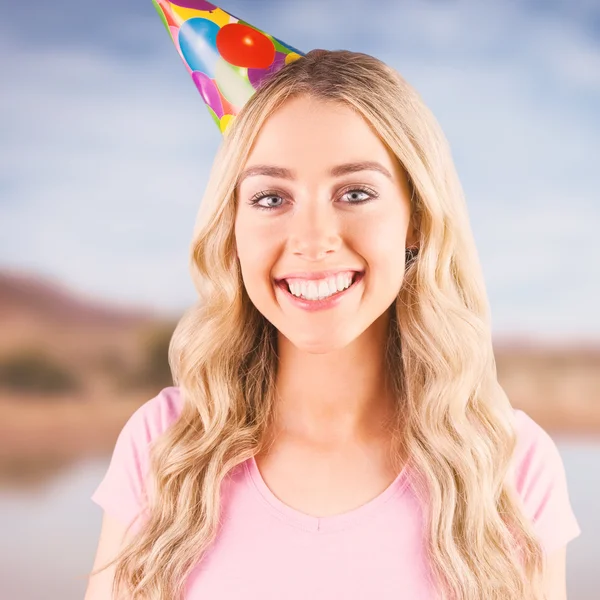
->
xmin=236 ymin=161 xmax=393 ymax=187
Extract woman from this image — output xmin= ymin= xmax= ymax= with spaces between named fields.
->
xmin=85 ymin=49 xmax=581 ymax=599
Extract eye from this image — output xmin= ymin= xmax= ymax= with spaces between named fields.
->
xmin=340 ymin=186 xmax=377 ymax=203
xmin=247 ymin=185 xmax=378 ymax=211
xmin=248 ymin=190 xmax=285 ymax=211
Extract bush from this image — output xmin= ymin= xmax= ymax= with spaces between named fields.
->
xmin=0 ymin=349 xmax=81 ymax=395
xmin=134 ymin=322 xmax=177 ymax=389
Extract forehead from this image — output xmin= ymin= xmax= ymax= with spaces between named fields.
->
xmin=241 ymin=95 xmax=400 ymax=181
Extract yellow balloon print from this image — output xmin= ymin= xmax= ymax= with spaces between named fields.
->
xmin=220 ymin=114 xmax=234 ymax=135
xmin=285 ymin=52 xmax=302 ymax=65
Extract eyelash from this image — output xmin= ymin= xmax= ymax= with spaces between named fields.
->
xmin=247 ymin=186 xmax=379 ymax=211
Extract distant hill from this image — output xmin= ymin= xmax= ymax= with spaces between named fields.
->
xmin=0 ymin=269 xmax=178 ymax=400
xmin=0 ymin=269 xmax=161 ymax=328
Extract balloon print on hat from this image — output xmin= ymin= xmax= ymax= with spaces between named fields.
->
xmin=164 ymin=1 xmax=232 ymax=27
xmin=170 ymin=0 xmax=219 ymax=10
xmin=214 ymin=58 xmax=255 ymax=107
xmin=152 ymin=0 xmax=305 ymax=135
xmin=248 ymin=52 xmax=286 ymax=90
xmin=179 ymin=18 xmax=220 ymax=78
xmin=192 ymin=71 xmax=223 ymax=116
xmin=153 ymin=0 xmax=171 ymax=33
xmin=216 ymin=23 xmax=275 ymax=69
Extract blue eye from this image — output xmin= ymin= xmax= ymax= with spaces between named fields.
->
xmin=342 ymin=188 xmax=373 ymax=203
xmin=248 ymin=192 xmax=285 ymax=210
xmin=247 ymin=186 xmax=378 ymax=211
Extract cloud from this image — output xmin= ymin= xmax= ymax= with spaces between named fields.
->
xmin=0 ymin=0 xmax=599 ymax=337
xmin=0 ymin=34 xmax=221 ymax=313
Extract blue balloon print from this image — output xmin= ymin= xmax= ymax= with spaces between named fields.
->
xmin=179 ymin=18 xmax=220 ymax=78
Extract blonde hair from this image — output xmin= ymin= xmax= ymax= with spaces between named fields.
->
xmin=90 ymin=49 xmax=547 ymax=599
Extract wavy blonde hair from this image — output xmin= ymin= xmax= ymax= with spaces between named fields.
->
xmin=90 ymin=49 xmax=547 ymax=599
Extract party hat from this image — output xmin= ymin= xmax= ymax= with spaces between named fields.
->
xmin=152 ymin=0 xmax=305 ymax=135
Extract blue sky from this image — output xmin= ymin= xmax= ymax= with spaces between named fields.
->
xmin=1 ymin=0 xmax=599 ymax=339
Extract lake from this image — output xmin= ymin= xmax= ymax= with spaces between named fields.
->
xmin=0 ymin=439 xmax=597 ymax=599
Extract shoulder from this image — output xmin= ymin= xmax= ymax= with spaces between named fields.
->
xmin=509 ymin=408 xmax=581 ymax=553
xmin=511 ymin=408 xmax=566 ymax=494
xmin=103 ymin=385 xmax=185 ymax=482
xmin=90 ymin=386 xmax=185 ymax=526
xmin=124 ymin=385 xmax=185 ymax=445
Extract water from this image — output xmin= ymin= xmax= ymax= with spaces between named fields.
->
xmin=0 ymin=441 xmax=597 ymax=600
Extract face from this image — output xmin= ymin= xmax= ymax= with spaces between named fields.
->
xmin=234 ymin=95 xmax=417 ymax=354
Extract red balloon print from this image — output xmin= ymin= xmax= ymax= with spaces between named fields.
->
xmin=219 ymin=92 xmax=237 ymax=117
xmin=216 ymin=23 xmax=275 ymax=69
xmin=156 ymin=0 xmax=179 ymax=28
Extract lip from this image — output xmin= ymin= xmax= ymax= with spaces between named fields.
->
xmin=275 ymin=269 xmax=363 ymax=282
xmin=275 ymin=271 xmax=364 ymax=312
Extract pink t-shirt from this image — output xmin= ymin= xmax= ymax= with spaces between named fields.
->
xmin=91 ymin=386 xmax=581 ymax=598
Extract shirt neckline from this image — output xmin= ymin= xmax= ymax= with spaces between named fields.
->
xmin=244 ymin=455 xmax=411 ymax=533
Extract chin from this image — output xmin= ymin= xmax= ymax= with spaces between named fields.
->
xmin=278 ymin=326 xmax=362 ymax=355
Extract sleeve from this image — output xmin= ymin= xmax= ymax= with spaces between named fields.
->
xmin=512 ymin=409 xmax=582 ymax=555
xmin=90 ymin=386 xmax=183 ymax=528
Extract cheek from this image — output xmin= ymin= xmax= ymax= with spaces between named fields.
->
xmin=359 ymin=216 xmax=407 ymax=265
xmin=235 ymin=229 xmax=279 ymax=292
xmin=355 ymin=216 xmax=410 ymax=298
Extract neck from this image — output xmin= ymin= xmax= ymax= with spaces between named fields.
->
xmin=272 ymin=310 xmax=397 ymax=446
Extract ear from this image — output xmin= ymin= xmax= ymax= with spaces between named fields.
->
xmin=406 ymin=214 xmax=420 ymax=250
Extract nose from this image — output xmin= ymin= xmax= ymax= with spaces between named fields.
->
xmin=288 ymin=200 xmax=343 ymax=260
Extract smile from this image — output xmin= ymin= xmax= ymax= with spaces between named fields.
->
xmin=275 ymin=271 xmax=365 ymax=312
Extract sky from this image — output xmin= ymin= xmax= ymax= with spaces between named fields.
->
xmin=1 ymin=0 xmax=599 ymax=339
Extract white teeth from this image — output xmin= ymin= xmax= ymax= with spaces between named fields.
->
xmin=307 ymin=281 xmax=319 ymax=299
xmin=317 ymin=280 xmax=329 ymax=299
xmin=328 ymin=278 xmax=338 ymax=295
xmin=286 ymin=273 xmax=356 ymax=300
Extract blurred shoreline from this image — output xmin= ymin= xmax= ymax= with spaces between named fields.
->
xmin=1 ymin=270 xmax=599 ymax=487
xmin=2 ymin=344 xmax=599 ymax=488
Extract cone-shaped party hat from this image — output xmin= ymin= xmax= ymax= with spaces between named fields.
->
xmin=152 ymin=1 xmax=305 ymax=135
